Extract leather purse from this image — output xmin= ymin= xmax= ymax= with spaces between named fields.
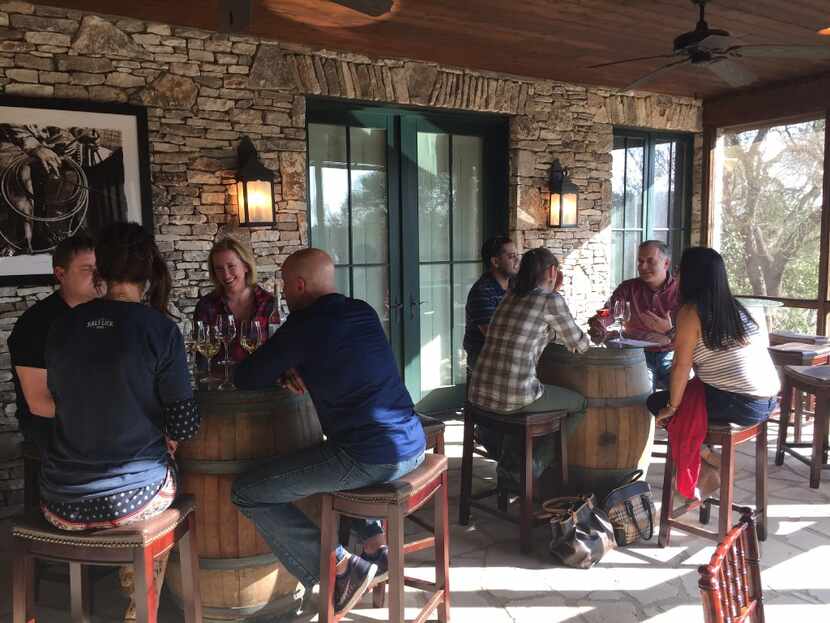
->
xmin=542 ymin=494 xmax=616 ymax=569
xmin=601 ymin=470 xmax=656 ymax=546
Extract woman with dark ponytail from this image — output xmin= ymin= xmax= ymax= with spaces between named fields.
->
xmin=39 ymin=222 xmax=200 ymax=614
xmin=468 ymin=247 xmax=590 ymax=486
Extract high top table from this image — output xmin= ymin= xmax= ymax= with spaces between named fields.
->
xmin=166 ymin=385 xmax=322 ymax=621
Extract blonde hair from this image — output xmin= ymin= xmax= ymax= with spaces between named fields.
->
xmin=208 ymin=236 xmax=258 ymax=292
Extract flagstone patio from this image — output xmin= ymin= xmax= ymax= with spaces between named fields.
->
xmin=2 ymin=417 xmax=829 ymax=623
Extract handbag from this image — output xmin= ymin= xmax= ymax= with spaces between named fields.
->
xmin=541 ymin=494 xmax=616 ymax=569
xmin=601 ymin=470 xmax=656 ymax=546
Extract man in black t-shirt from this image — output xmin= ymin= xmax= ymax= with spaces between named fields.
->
xmin=8 ymin=233 xmax=99 ymax=450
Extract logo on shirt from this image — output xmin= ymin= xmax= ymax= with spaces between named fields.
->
xmin=86 ymin=318 xmax=115 ymax=329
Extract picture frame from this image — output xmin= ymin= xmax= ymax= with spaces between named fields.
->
xmin=0 ymin=95 xmax=153 ymax=286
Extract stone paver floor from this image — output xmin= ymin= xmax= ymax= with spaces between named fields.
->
xmin=2 ymin=417 xmax=830 ymax=622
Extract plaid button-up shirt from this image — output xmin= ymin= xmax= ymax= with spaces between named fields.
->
xmin=469 ymin=288 xmax=590 ymax=413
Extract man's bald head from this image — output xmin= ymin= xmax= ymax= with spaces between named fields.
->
xmin=282 ymin=248 xmax=337 ymax=311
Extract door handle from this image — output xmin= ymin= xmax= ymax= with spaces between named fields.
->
xmin=409 ymin=295 xmax=427 ymax=319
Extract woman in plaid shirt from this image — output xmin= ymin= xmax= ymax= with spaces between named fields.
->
xmin=469 ymin=247 xmax=589 ymax=486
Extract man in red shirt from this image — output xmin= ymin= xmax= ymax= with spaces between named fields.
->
xmin=588 ymin=240 xmax=680 ymax=390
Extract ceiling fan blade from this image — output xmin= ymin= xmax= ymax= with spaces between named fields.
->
xmin=620 ymin=57 xmax=691 ymax=92
xmin=329 ymin=0 xmax=393 ymax=17
xmin=706 ymin=58 xmax=757 ymax=87
xmin=727 ymin=44 xmax=830 ymax=59
xmin=587 ymin=54 xmax=676 ymax=70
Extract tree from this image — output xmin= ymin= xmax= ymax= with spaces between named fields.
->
xmin=717 ymin=120 xmax=825 ymax=332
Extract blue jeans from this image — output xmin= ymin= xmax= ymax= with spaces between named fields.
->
xmin=645 ymin=350 xmax=674 ymax=391
xmin=647 ymin=385 xmax=777 ymax=426
xmin=231 ymin=443 xmax=425 ymax=589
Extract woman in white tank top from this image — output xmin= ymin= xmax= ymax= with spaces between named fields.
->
xmin=647 ymin=247 xmax=779 ymax=426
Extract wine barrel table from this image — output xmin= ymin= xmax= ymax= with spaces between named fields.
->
xmin=537 ymin=345 xmax=654 ymax=499
xmin=166 ymin=386 xmax=322 ymax=621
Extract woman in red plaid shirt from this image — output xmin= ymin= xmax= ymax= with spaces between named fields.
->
xmin=194 ymin=236 xmax=274 ymax=366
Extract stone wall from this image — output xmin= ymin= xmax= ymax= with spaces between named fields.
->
xmin=0 ymin=1 xmax=702 ymax=511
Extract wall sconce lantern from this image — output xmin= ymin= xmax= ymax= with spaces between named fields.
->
xmin=548 ymin=159 xmax=578 ymax=228
xmin=236 ymin=136 xmax=276 ymax=226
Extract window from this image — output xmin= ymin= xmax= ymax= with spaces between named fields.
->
xmin=711 ymin=118 xmax=826 ymax=334
xmin=611 ymin=130 xmax=693 ymax=284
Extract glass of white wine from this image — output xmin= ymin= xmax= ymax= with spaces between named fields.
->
xmin=216 ymin=315 xmax=237 ymax=391
xmin=196 ymin=321 xmax=221 ymax=384
xmin=240 ymin=319 xmax=263 ymax=355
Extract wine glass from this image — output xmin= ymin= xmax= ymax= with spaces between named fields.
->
xmin=196 ymin=321 xmax=220 ymax=383
xmin=240 ymin=319 xmax=264 ymax=355
xmin=181 ymin=319 xmax=196 ymax=382
xmin=215 ymin=315 xmax=237 ymax=391
xmin=621 ymin=301 xmax=632 ymax=338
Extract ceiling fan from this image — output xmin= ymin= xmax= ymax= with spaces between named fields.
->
xmin=589 ymin=0 xmax=830 ymax=92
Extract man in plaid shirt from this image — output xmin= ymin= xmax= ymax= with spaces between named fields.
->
xmin=469 ymin=247 xmax=589 ymax=484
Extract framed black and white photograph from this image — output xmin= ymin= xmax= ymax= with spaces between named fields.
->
xmin=0 ymin=96 xmax=152 ymax=285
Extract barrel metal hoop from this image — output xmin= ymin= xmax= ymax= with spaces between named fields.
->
xmin=177 ymin=458 xmax=262 ymax=474
xmin=585 ymin=392 xmax=652 ymax=408
xmin=169 ymin=550 xmax=279 ymax=570
xmin=167 ymin=584 xmax=303 ymax=620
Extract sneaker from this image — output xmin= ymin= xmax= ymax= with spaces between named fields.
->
xmin=334 ymin=555 xmax=377 ymax=615
xmin=361 ymin=545 xmax=389 ymax=583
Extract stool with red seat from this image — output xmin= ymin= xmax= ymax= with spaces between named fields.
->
xmin=12 ymin=495 xmax=202 ymax=623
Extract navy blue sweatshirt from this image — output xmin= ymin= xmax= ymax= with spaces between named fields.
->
xmin=234 ymin=293 xmax=425 ymax=464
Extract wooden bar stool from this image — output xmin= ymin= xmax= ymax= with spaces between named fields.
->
xmin=12 ymin=495 xmax=202 ymax=623
xmin=659 ymin=421 xmax=768 ymax=545
xmin=776 ymin=365 xmax=830 ymax=488
xmin=338 ymin=413 xmax=445 ymax=548
xmin=768 ymin=342 xmax=830 ymax=443
xmin=319 ymin=453 xmax=450 ymax=623
xmin=459 ymin=402 xmax=568 ymax=554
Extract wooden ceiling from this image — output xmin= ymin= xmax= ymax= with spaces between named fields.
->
xmin=47 ymin=0 xmax=830 ymax=99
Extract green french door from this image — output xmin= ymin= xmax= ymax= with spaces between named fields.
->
xmin=307 ymin=100 xmax=507 ymax=407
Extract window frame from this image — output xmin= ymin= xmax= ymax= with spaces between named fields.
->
xmin=611 ymin=127 xmax=695 ymax=284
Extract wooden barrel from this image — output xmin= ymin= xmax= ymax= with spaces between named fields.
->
xmin=537 ymin=344 xmax=654 ymax=499
xmin=166 ymin=387 xmax=322 ymax=621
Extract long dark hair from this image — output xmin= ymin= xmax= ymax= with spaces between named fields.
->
xmin=95 ymin=222 xmax=173 ymax=316
xmin=513 ymin=247 xmax=559 ymax=296
xmin=678 ymin=246 xmax=754 ymax=350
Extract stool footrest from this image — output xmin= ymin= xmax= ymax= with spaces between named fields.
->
xmin=403 ymin=536 xmax=436 ymax=555
xmin=780 ymin=446 xmax=830 ymax=468
xmin=405 ymin=576 xmax=437 ymax=592
xmin=412 ymin=589 xmax=446 ymax=623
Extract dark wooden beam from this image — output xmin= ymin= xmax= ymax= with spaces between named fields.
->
xmin=703 ymin=71 xmax=830 ymax=129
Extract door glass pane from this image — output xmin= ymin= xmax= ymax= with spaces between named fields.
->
xmin=652 ymin=140 xmax=674 ymax=229
xmin=624 ymin=231 xmax=641 ymax=281
xmin=624 ymin=138 xmax=645 ymax=229
xmin=611 ymin=136 xmax=626 ymax=229
xmin=713 ymin=119 xmax=825 ymax=299
xmin=334 ymin=266 xmax=350 ymax=295
xmin=309 ymin=123 xmax=349 ymax=264
xmin=418 ymin=132 xmax=450 ymax=262
xmin=419 ymin=265 xmax=452 ymax=391
xmin=453 ymin=262 xmax=481 ymax=384
xmin=452 ymin=135 xmax=483 ymax=261
xmin=350 ymin=127 xmax=387 ymax=264
xmin=611 ymin=231 xmax=624 ymax=286
xmin=353 ymin=265 xmax=389 ymax=336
